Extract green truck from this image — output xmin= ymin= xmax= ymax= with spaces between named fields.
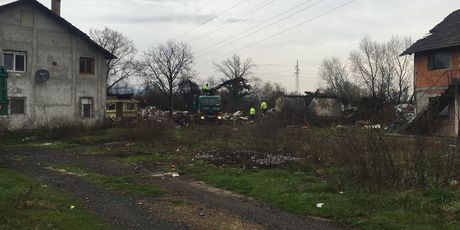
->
xmin=194 ymin=95 xmax=223 ymax=121
xmin=193 ymin=77 xmax=249 ymax=122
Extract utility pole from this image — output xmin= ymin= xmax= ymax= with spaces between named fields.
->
xmin=294 ymin=60 xmax=300 ymax=94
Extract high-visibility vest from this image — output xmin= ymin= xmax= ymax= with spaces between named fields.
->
xmin=261 ymin=102 xmax=268 ymax=110
xmin=250 ymin=108 xmax=256 ymax=115
xmin=202 ymin=84 xmax=209 ymax=92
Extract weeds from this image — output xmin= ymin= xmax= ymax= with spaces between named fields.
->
xmin=123 ymin=120 xmax=172 ymax=143
xmin=328 ymin=130 xmax=460 ymax=191
xmin=238 ymin=116 xmax=304 ymax=161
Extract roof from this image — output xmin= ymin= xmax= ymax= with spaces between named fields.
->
xmin=107 ymin=93 xmax=135 ymax=99
xmin=0 ymin=0 xmax=116 ymax=59
xmin=402 ymin=9 xmax=460 ymax=55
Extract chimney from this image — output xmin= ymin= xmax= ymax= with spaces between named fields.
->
xmin=51 ymin=0 xmax=61 ymax=16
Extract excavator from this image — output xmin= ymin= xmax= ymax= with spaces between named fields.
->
xmin=194 ymin=77 xmax=250 ymax=122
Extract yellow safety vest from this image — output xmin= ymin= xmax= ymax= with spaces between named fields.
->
xmin=250 ymin=108 xmax=256 ymax=115
xmin=261 ymin=102 xmax=268 ymax=110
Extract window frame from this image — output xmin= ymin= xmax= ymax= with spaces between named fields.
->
xmin=106 ymin=103 xmax=116 ymax=111
xmin=80 ymin=97 xmax=94 ymax=119
xmin=79 ymin=57 xmax=95 ymax=76
xmin=125 ymin=103 xmax=135 ymax=111
xmin=9 ymin=97 xmax=26 ymax=115
xmin=428 ymin=50 xmax=451 ymax=71
xmin=3 ymin=51 xmax=27 ymax=73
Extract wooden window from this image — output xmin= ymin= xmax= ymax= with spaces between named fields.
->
xmin=106 ymin=103 xmax=116 ymax=111
xmin=3 ymin=51 xmax=26 ymax=72
xmin=428 ymin=50 xmax=451 ymax=70
xmin=126 ymin=103 xmax=135 ymax=111
xmin=10 ymin=97 xmax=25 ymax=115
xmin=81 ymin=97 xmax=93 ymax=118
xmin=79 ymin=57 xmax=95 ymax=75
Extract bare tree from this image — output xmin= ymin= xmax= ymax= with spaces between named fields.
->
xmin=214 ymin=54 xmax=254 ymax=111
xmin=387 ymin=36 xmax=413 ymax=103
xmin=349 ymin=37 xmax=382 ymax=99
xmin=349 ymin=36 xmax=413 ymax=103
xmin=141 ymin=40 xmax=194 ymax=115
xmin=90 ymin=27 xmax=138 ymax=92
xmin=319 ymin=57 xmax=360 ymax=104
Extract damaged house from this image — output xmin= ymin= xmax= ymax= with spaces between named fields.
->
xmin=0 ymin=0 xmax=115 ymax=129
xmin=403 ymin=9 xmax=460 ymax=136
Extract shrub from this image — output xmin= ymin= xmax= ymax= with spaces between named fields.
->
xmin=123 ymin=120 xmax=172 ymax=143
xmin=239 ymin=115 xmax=304 ymax=158
xmin=327 ymin=130 xmax=460 ymax=191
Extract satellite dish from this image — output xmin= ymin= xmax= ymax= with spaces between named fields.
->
xmin=35 ymin=69 xmax=50 ymax=83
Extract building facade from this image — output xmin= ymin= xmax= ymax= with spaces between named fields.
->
xmin=403 ymin=9 xmax=460 ymax=136
xmin=0 ymin=0 xmax=115 ymax=129
xmin=106 ymin=94 xmax=140 ymax=120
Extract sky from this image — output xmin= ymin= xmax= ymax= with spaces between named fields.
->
xmin=1 ymin=0 xmax=460 ymax=92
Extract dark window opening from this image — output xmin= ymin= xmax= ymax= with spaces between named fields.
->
xmin=126 ymin=103 xmax=135 ymax=111
xmin=10 ymin=98 xmax=25 ymax=115
xmin=79 ymin=58 xmax=95 ymax=75
xmin=107 ymin=103 xmax=116 ymax=111
xmin=428 ymin=50 xmax=451 ymax=70
xmin=81 ymin=98 xmax=93 ymax=118
xmin=3 ymin=51 xmax=26 ymax=72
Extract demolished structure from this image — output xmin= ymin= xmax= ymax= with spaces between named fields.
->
xmin=403 ymin=9 xmax=460 ymax=136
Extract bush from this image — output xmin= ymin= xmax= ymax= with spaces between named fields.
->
xmin=327 ymin=130 xmax=460 ymax=191
xmin=239 ymin=116 xmax=304 ymax=157
xmin=123 ymin=120 xmax=172 ymax=143
xmin=38 ymin=117 xmax=86 ymax=140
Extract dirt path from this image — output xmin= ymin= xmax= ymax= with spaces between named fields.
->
xmin=0 ymin=146 xmax=343 ymax=230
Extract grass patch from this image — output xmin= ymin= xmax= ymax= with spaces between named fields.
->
xmin=182 ymin=165 xmax=460 ymax=229
xmin=47 ymin=166 xmax=167 ymax=196
xmin=0 ymin=168 xmax=108 ymax=230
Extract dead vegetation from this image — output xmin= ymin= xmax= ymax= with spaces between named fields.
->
xmin=326 ymin=130 xmax=460 ymax=191
xmin=123 ymin=119 xmax=173 ymax=143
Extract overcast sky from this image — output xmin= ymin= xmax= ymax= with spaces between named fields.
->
xmin=2 ymin=0 xmax=460 ymax=92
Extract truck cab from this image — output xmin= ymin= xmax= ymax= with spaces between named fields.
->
xmin=195 ymin=95 xmax=223 ymax=121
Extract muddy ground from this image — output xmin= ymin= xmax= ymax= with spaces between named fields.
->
xmin=0 ymin=146 xmax=342 ymax=230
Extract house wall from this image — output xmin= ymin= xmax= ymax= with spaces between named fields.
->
xmin=0 ymin=3 xmax=107 ymax=129
xmin=414 ymin=48 xmax=460 ymax=112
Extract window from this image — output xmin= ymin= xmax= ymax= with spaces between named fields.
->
xmin=10 ymin=98 xmax=25 ymax=115
xmin=126 ymin=103 xmax=135 ymax=111
xmin=428 ymin=50 xmax=451 ymax=70
xmin=106 ymin=103 xmax=116 ymax=111
xmin=20 ymin=11 xmax=34 ymax=27
xmin=79 ymin=58 xmax=95 ymax=75
xmin=81 ymin=98 xmax=93 ymax=118
xmin=3 ymin=51 xmax=26 ymax=72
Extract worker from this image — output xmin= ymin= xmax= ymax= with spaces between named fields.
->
xmin=260 ymin=101 xmax=268 ymax=116
xmin=249 ymin=107 xmax=256 ymax=121
xmin=202 ymin=83 xmax=209 ymax=94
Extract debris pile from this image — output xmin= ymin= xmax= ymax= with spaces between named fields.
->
xmin=395 ymin=104 xmax=416 ymax=124
xmin=196 ymin=150 xmax=301 ymax=167
xmin=141 ymin=106 xmax=170 ymax=122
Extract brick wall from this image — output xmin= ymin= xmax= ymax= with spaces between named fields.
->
xmin=415 ymin=48 xmax=460 ymax=89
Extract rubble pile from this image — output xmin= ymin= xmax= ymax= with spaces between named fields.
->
xmin=141 ymin=106 xmax=170 ymax=122
xmin=395 ymin=104 xmax=416 ymax=124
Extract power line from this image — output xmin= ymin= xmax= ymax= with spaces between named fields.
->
xmin=187 ymin=0 xmax=275 ymax=43
xmin=196 ymin=0 xmax=324 ymax=58
xmin=195 ymin=0 xmax=316 ymax=55
xmin=136 ymin=0 xmax=219 ymax=46
xmin=173 ymin=0 xmax=247 ymax=41
xmin=197 ymin=0 xmax=356 ymax=67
